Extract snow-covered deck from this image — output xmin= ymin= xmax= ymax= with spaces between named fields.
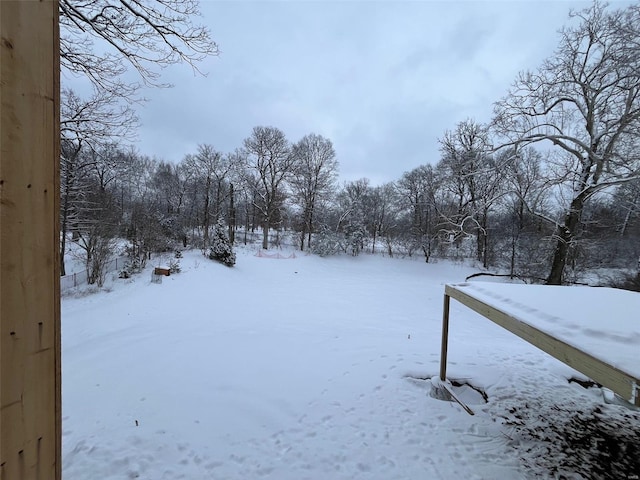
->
xmin=440 ymin=283 xmax=640 ymax=407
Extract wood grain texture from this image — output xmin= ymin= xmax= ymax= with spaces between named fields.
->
xmin=1 ymin=1 xmax=61 ymax=479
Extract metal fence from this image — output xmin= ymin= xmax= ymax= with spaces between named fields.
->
xmin=60 ymin=256 xmax=128 ymax=292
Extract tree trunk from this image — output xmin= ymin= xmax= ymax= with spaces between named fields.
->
xmin=475 ymin=213 xmax=487 ymax=265
xmin=214 ymin=180 xmax=221 ymax=224
xmin=422 ymin=245 xmax=430 ymax=263
xmin=228 ymin=183 xmax=235 ymax=244
xmin=510 ymin=201 xmax=524 ymax=279
xmin=481 ymin=211 xmax=489 ymax=269
xmin=60 ymin=184 xmax=70 ymax=276
xmin=546 ymin=197 xmax=584 ymax=285
xmin=300 ymin=206 xmax=308 ymax=251
xmin=300 ymin=206 xmax=313 ymax=252
xmin=620 ymin=192 xmax=638 ymax=237
xmin=251 ymin=202 xmax=257 ymax=232
xmin=262 ymin=223 xmax=269 ymax=249
xmin=510 ymin=233 xmax=516 ymax=279
xmin=546 ymin=226 xmax=571 ymax=285
xmin=203 ymin=176 xmax=211 ymax=247
xmin=482 ymin=236 xmax=489 ymax=269
xmin=371 ymin=228 xmax=377 ymax=254
xmin=306 ymin=201 xmax=315 ymax=251
xmin=244 ymin=209 xmax=249 ymax=245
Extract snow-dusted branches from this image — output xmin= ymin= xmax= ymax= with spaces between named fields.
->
xmin=59 ymin=0 xmax=218 ymax=98
xmin=491 ymin=1 xmax=640 ymax=284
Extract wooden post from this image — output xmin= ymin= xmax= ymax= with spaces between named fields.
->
xmin=439 ymin=293 xmax=450 ymax=381
xmin=1 ymin=1 xmax=61 ymax=479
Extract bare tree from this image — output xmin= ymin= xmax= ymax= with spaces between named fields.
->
xmin=493 ymin=1 xmax=640 ymax=284
xmin=152 ymin=161 xmax=185 ymax=215
xmin=183 ymin=145 xmax=237 ymax=248
xmin=396 ymin=165 xmax=440 ymax=261
xmin=612 ymin=178 xmax=640 ymax=237
xmin=498 ymin=147 xmax=552 ymax=279
xmin=334 ymin=178 xmax=372 ymax=256
xmin=243 ymin=126 xmax=293 ymax=249
xmin=59 ymin=88 xmax=138 ymax=275
xmin=60 ymin=141 xmax=92 ymax=276
xmin=71 ymin=148 xmax=124 ymax=286
xmin=59 ymin=0 xmax=218 ymax=98
xmin=289 ymin=134 xmax=339 ymax=251
xmin=224 ymin=149 xmax=249 ymax=244
xmin=236 ymin=168 xmax=261 ymax=245
xmin=61 ymin=87 xmax=137 ymax=141
xmin=119 ymin=153 xmax=176 ymax=267
xmin=367 ymin=183 xmax=400 ymax=256
xmin=439 ymin=119 xmax=504 ymax=267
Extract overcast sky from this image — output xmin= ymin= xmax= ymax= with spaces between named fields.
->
xmin=91 ymin=1 xmax=608 ymax=185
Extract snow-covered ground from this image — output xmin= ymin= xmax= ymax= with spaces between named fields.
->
xmin=62 ymin=249 xmax=640 ymax=479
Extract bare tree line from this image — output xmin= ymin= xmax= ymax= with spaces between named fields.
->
xmin=58 ymin=0 xmax=640 ymax=287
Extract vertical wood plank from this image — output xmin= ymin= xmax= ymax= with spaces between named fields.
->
xmin=0 ymin=1 xmax=61 ymax=479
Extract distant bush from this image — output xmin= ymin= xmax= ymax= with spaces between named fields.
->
xmin=169 ymin=250 xmax=182 ymax=273
xmin=344 ymin=224 xmax=366 ymax=256
xmin=610 ymin=272 xmax=640 ymax=292
xmin=311 ymin=227 xmax=343 ymax=257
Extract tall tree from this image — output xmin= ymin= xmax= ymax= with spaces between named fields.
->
xmin=183 ymin=144 xmax=231 ymax=248
xmin=60 ymin=88 xmax=137 ymax=143
xmin=59 ymin=0 xmax=218 ymax=99
xmin=367 ymin=183 xmax=399 ymax=256
xmin=289 ymin=134 xmax=339 ymax=251
xmin=439 ymin=119 xmax=503 ymax=267
xmin=59 ymin=88 xmax=137 ymax=275
xmin=499 ymin=147 xmax=550 ymax=279
xmin=122 ymin=154 xmax=169 ymax=264
xmin=243 ymin=126 xmax=293 ymax=249
xmin=152 ymin=161 xmax=185 ymax=215
xmin=397 ymin=165 xmax=440 ymax=261
xmin=72 ymin=146 xmax=132 ymax=285
xmin=612 ymin=178 xmax=640 ymax=237
xmin=335 ymin=178 xmax=372 ymax=256
xmin=493 ymin=1 xmax=640 ymax=284
xmin=59 ymin=1 xmax=218 ymax=273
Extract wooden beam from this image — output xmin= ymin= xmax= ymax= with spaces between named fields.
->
xmin=1 ymin=1 xmax=61 ymax=479
xmin=444 ymin=284 xmax=640 ymax=407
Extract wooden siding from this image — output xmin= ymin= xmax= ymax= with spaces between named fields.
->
xmin=1 ymin=1 xmax=61 ymax=479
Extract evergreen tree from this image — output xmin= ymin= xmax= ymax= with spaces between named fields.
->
xmin=208 ymin=220 xmax=236 ymax=267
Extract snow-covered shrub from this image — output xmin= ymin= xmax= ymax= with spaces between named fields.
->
xmin=610 ymin=272 xmax=640 ymax=292
xmin=87 ymin=235 xmax=116 ymax=287
xmin=345 ymin=224 xmax=366 ymax=256
xmin=120 ymin=247 xmax=143 ymax=279
xmin=118 ymin=268 xmax=131 ymax=279
xmin=208 ymin=221 xmax=236 ymax=267
xmin=169 ymin=250 xmax=182 ymax=273
xmin=311 ymin=227 xmax=343 ymax=257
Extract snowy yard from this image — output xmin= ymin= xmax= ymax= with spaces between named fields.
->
xmin=62 ymin=249 xmax=640 ymax=479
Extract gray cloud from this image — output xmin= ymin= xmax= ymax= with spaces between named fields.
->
xmin=110 ymin=0 xmax=601 ymax=184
